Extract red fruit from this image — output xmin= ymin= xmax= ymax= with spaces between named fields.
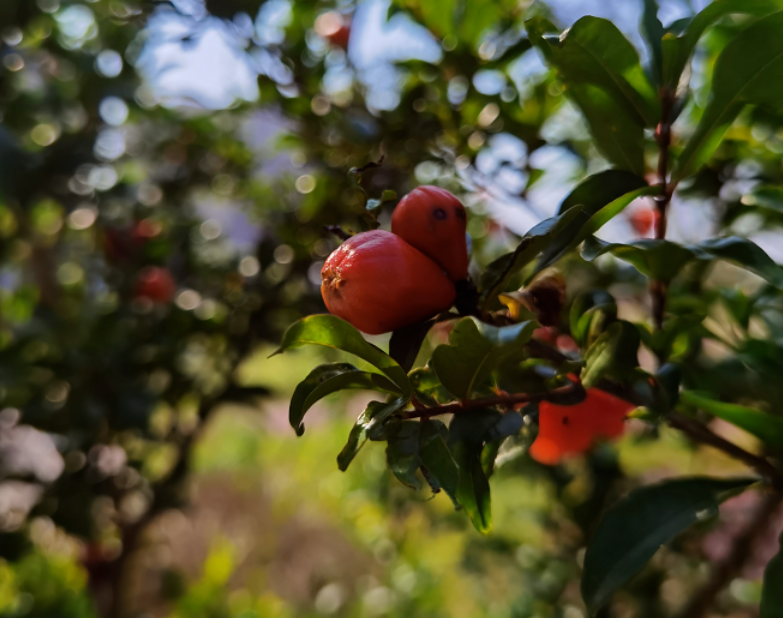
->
xmin=321 ymin=230 xmax=456 ymax=335
xmin=529 ymin=387 xmax=635 ymax=465
xmin=327 ymin=25 xmax=351 ymax=50
xmin=134 ymin=267 xmax=176 ymax=304
xmin=629 ymin=207 xmax=659 ymax=236
xmin=391 ymin=185 xmax=469 ymax=282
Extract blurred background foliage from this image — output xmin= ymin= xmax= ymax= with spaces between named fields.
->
xmin=1 ymin=0 xmax=783 ymax=616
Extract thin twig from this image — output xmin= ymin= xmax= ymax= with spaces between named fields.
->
xmin=677 ymin=491 xmax=783 ymax=618
xmin=324 ymin=224 xmax=352 ymax=241
xmin=404 ymin=382 xmax=582 ymax=419
xmin=668 ymin=412 xmax=783 ymax=491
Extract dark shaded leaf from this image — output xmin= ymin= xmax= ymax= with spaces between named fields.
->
xmin=386 ymin=420 xmax=422 ymax=490
xmin=337 ymin=397 xmax=410 ymax=471
xmin=289 ymin=363 xmax=400 ymax=436
xmin=419 ymin=419 xmax=459 ymax=505
xmin=692 ymin=237 xmax=783 ymax=288
xmin=581 ymin=477 xmax=757 ymax=614
xmin=570 ymin=289 xmax=618 ymax=348
xmin=538 ymin=170 xmax=649 ymax=271
xmin=581 ymin=321 xmax=640 ymax=388
xmin=761 ymin=532 xmax=783 ymax=618
xmin=430 ymin=318 xmax=538 ymax=399
xmin=409 ymin=365 xmax=456 ymax=406
xmin=641 ymin=0 xmax=665 ymax=86
xmin=742 ymin=185 xmax=783 ymax=213
xmin=480 ymin=207 xmax=586 ymax=309
xmin=582 ymin=236 xmax=696 ymax=282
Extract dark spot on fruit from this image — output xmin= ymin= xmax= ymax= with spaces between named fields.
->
xmin=455 ymin=208 xmax=466 ymax=220
xmin=562 ymin=416 xmax=569 ymax=426
xmin=433 ymin=207 xmax=447 ymax=220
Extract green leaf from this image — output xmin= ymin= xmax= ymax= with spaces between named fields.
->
xmin=409 ymin=365 xmax=456 ymax=406
xmin=675 ymin=11 xmax=783 ymax=181
xmin=537 ymin=170 xmax=649 ymax=271
xmin=479 ymin=207 xmax=586 ymax=309
xmin=742 ymin=185 xmax=783 ymax=213
xmin=337 ymin=397 xmax=410 ymax=471
xmin=449 ymin=411 xmax=499 ymax=533
xmin=389 ymin=315 xmax=444 ymax=372
xmin=386 ymin=420 xmax=423 ymax=490
xmin=581 ymin=321 xmax=640 ymax=388
xmin=761 ymin=533 xmax=783 ymax=618
xmin=680 ymin=391 xmax=783 ymax=451
xmin=419 ymin=419 xmax=460 ymax=506
xmin=458 ymin=0 xmax=501 ymax=48
xmin=430 ymin=318 xmax=538 ymax=399
xmin=277 ymin=315 xmax=412 ymax=395
xmin=661 ymin=0 xmax=780 ymax=89
xmin=526 ymin=16 xmax=657 ymax=173
xmin=290 ymin=363 xmax=400 ymax=436
xmin=641 ymin=0 xmax=665 ymax=86
xmin=581 ymin=477 xmax=757 ymax=614
xmin=420 ymin=0 xmax=457 ymax=38
xmin=582 ymin=237 xmax=696 ymax=282
xmin=691 ymin=237 xmax=783 ymax=288
xmin=570 ymin=290 xmax=618 ymax=348
xmin=583 ymin=235 xmax=783 ymax=288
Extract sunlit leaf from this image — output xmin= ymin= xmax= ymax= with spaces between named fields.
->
xmin=277 ymin=315 xmax=412 ymax=394
xmin=675 ymin=11 xmax=783 ymax=180
xmin=680 ymin=391 xmax=783 ymax=451
xmin=661 ymin=0 xmax=780 ymax=89
xmin=581 ymin=477 xmax=757 ymax=614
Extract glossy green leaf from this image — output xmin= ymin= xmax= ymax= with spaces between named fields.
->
xmin=761 ymin=533 xmax=783 ymax=617
xmin=661 ymin=0 xmax=779 ymax=89
xmin=692 ymin=237 xmax=783 ymax=288
xmin=277 ymin=315 xmax=412 ymax=394
xmin=680 ymin=391 xmax=783 ymax=451
xmin=675 ymin=11 xmax=783 ymax=181
xmin=537 ymin=170 xmax=649 ymax=271
xmin=419 ymin=419 xmax=460 ymax=506
xmin=337 ymin=397 xmax=410 ymax=471
xmin=526 ymin=16 xmax=657 ymax=173
xmin=386 ymin=420 xmax=423 ymax=490
xmin=582 ymin=237 xmax=696 ymax=282
xmin=409 ymin=365 xmax=455 ymax=406
xmin=583 ymin=235 xmax=783 ymax=287
xmin=459 ymin=0 xmax=501 ymax=47
xmin=290 ymin=363 xmax=400 ymax=436
xmin=431 ymin=318 xmax=538 ymax=399
xmin=449 ymin=411 xmax=501 ymax=533
xmin=480 ymin=207 xmax=585 ymax=309
xmin=641 ymin=0 xmax=665 ymax=86
xmin=570 ymin=290 xmax=618 ymax=348
xmin=581 ymin=477 xmax=757 ymax=614
xmin=581 ymin=321 xmax=640 ymax=388
xmin=420 ymin=0 xmax=457 ymax=38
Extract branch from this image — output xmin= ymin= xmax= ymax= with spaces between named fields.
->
xmin=676 ymin=491 xmax=783 ymax=618
xmin=404 ymin=382 xmax=582 ymax=419
xmin=668 ymin=412 xmax=783 ymax=491
xmin=651 ymin=89 xmax=674 ymax=331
